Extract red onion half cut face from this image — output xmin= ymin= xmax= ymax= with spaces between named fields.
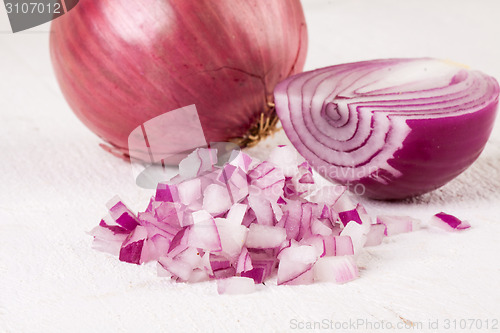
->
xmin=274 ymin=58 xmax=499 ymax=199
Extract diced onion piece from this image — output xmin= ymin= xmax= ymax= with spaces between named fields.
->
xmin=178 ymin=148 xmax=218 ymax=180
xmin=338 ymin=209 xmax=362 ymax=226
xmin=300 ymin=235 xmax=326 ymax=258
xmin=277 ymin=245 xmax=318 ymax=285
xmin=247 ymin=195 xmax=274 ymax=226
xmin=226 ymin=203 xmax=248 ymax=225
xmin=245 ymin=224 xmax=287 ymax=249
xmin=187 ymin=269 xmax=210 ymax=283
xmin=209 ymin=254 xmax=232 ymax=272
xmin=106 ymin=196 xmax=140 ymax=231
xmin=431 ymin=212 xmax=471 ymax=231
xmin=332 ymin=193 xmax=357 ymax=214
xmin=187 ymin=211 xmax=222 ymax=251
xmin=157 ymin=262 xmax=173 ymax=278
xmin=240 ymin=268 xmax=266 ymax=284
xmin=268 ymin=145 xmax=301 ymax=177
xmin=155 ymin=182 xmax=179 ymax=203
xmin=203 ymin=184 xmax=232 ymax=215
xmin=228 ymin=150 xmax=254 ymax=173
xmin=364 ymin=224 xmax=386 ymax=247
xmin=177 ymin=178 xmax=202 ymax=207
xmin=175 ymin=247 xmax=204 ymax=271
xmin=377 ymin=215 xmax=420 ymax=236
xmin=247 ymin=161 xmax=285 ymax=201
xmin=236 ymin=247 xmax=253 ymax=274
xmin=158 ymin=256 xmax=193 ymax=282
xmin=217 ymin=277 xmax=256 ymax=295
xmin=119 ymin=226 xmax=148 ymax=264
xmin=313 ymin=256 xmax=359 ymax=283
xmin=215 ymin=218 xmax=248 ymax=259
xmin=340 ymin=222 xmax=368 ymax=254
xmin=90 ymin=225 xmax=129 ymax=257
xmin=217 ymin=165 xmax=249 ymax=204
xmin=311 ymin=218 xmax=333 ymax=236
xmin=333 ymin=236 xmax=355 ymax=256
xmin=90 ymin=217 xmax=132 ymax=257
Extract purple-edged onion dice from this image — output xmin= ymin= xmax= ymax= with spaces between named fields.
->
xmin=274 ymin=58 xmax=499 ymax=199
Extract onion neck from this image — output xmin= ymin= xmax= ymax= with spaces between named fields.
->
xmin=231 ymin=102 xmax=281 ymax=148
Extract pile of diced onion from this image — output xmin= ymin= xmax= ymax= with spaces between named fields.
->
xmin=90 ymin=146 xmax=470 ymax=294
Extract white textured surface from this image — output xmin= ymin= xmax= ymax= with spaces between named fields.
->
xmin=1 ymin=1 xmax=500 ymax=332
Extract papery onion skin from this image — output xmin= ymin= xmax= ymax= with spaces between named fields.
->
xmin=274 ymin=58 xmax=499 ymax=199
xmin=50 ymin=0 xmax=307 ymax=158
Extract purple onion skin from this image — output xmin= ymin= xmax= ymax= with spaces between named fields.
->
xmin=360 ymin=102 xmax=498 ymax=199
xmin=274 ymin=58 xmax=499 ymax=200
xmin=50 ymin=0 xmax=307 ymax=158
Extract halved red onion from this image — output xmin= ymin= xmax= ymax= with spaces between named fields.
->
xmin=275 ymin=58 xmax=499 ymax=199
xmin=431 ymin=212 xmax=471 ymax=231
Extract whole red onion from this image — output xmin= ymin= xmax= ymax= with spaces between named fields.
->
xmin=50 ymin=0 xmax=307 ymax=160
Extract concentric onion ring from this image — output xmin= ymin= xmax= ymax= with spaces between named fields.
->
xmin=275 ymin=58 xmax=499 ymax=199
